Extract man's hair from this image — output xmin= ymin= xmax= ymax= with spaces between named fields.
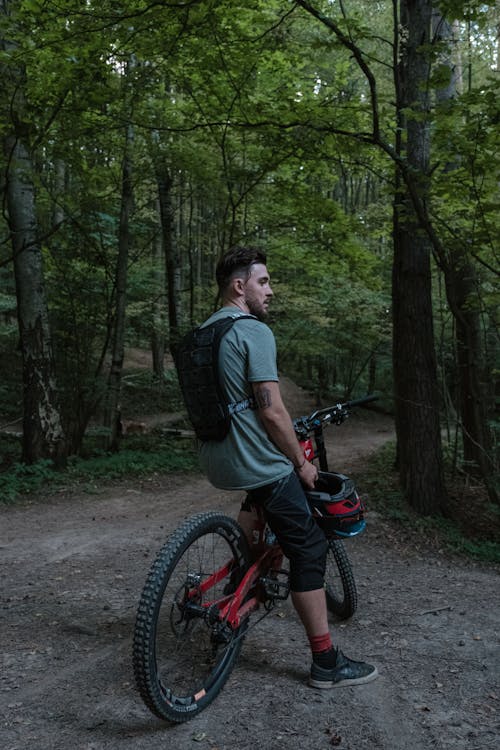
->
xmin=215 ymin=246 xmax=267 ymax=295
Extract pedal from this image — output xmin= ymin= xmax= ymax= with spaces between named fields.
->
xmin=260 ymin=569 xmax=290 ymax=601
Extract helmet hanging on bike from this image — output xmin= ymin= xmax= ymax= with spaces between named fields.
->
xmin=305 ymin=471 xmax=366 ymax=538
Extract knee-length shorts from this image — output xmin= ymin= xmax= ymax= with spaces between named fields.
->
xmin=244 ymin=471 xmax=328 ymax=592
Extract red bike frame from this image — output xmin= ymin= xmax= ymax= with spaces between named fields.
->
xmin=185 ymin=506 xmax=285 ymax=631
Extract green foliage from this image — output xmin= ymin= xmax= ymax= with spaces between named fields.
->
xmin=432 ymin=521 xmax=500 ymax=563
xmin=363 ymin=442 xmax=500 ymax=564
xmin=0 ymin=437 xmax=199 ymax=504
xmin=269 ymin=232 xmax=391 ymax=398
xmin=67 ymin=442 xmax=199 ymax=482
xmin=1 ymin=0 xmax=497 ymax=519
xmin=1 ymin=459 xmax=56 ymax=503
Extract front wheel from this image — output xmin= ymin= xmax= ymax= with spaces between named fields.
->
xmin=324 ymin=538 xmax=357 ymax=620
xmin=132 ymin=511 xmax=250 ymax=723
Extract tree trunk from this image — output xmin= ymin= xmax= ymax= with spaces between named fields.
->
xmin=156 ymin=162 xmax=181 ymax=348
xmin=151 ymin=199 xmax=166 ymax=379
xmin=4 ymin=137 xmax=67 ymax=464
xmin=103 ymin=122 xmax=134 ymax=451
xmin=2 ymin=3 xmax=66 ymax=464
xmin=432 ymin=9 xmax=498 ymax=502
xmin=444 ymin=260 xmax=496 ymax=492
xmin=368 ymin=352 xmax=377 ymax=395
xmin=52 ymin=158 xmax=66 ymax=227
xmin=392 ymin=0 xmax=446 ymax=515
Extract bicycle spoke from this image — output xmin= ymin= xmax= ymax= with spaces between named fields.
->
xmin=133 ymin=512 xmax=250 ymax=722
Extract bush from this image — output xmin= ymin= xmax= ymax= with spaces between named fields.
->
xmin=0 ymin=436 xmax=199 ymax=504
xmin=362 ymin=442 xmax=500 ymax=563
xmin=1 ymin=459 xmax=56 ymax=503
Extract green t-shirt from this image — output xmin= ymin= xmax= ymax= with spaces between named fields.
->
xmin=198 ymin=307 xmax=293 ymax=490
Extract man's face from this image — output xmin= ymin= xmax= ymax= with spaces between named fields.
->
xmin=242 ymin=263 xmax=273 ymax=320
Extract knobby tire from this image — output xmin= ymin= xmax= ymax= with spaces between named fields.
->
xmin=132 ymin=511 xmax=250 ymax=723
xmin=324 ymin=538 xmax=357 ymax=619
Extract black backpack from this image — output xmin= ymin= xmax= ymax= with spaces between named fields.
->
xmin=173 ymin=314 xmax=256 ymax=442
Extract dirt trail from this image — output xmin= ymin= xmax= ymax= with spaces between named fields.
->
xmin=1 ymin=379 xmax=499 ymax=750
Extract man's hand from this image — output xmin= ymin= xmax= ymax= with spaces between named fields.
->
xmin=296 ymin=459 xmax=318 ymax=489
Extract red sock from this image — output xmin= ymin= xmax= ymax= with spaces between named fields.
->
xmin=308 ymin=632 xmax=333 ymax=654
xmin=309 ymin=633 xmax=337 ymax=668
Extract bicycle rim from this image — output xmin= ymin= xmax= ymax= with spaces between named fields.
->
xmin=324 ymin=538 xmax=357 ymax=620
xmin=133 ymin=512 xmax=250 ymax=722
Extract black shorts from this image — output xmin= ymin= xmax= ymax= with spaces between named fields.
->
xmin=245 ymin=471 xmax=328 ymax=592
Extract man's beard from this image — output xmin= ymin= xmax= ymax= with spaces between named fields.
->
xmin=246 ymin=299 xmax=269 ymax=321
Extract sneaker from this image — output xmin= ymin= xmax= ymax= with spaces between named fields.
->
xmin=309 ymin=649 xmax=378 ymax=689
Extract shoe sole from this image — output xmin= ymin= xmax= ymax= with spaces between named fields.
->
xmin=309 ymin=666 xmax=379 ymax=689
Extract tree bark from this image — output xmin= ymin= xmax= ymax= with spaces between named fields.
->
xmin=440 ymin=250 xmax=497 ymax=501
xmin=4 ymin=137 xmax=67 ymax=464
xmin=392 ymin=0 xmax=447 ymax=514
xmin=151 ymin=199 xmax=166 ymax=379
xmin=156 ymin=161 xmax=181 ymax=348
xmin=103 ymin=123 xmax=134 ymax=451
xmin=2 ymin=1 xmax=66 ymax=464
xmin=431 ymin=8 xmax=498 ymax=502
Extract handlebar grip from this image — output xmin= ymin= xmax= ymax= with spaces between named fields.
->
xmin=294 ymin=394 xmax=379 ymax=434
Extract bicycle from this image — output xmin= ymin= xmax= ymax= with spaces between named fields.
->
xmin=132 ymin=394 xmax=377 ymax=723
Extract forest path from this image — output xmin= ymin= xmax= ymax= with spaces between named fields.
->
xmin=1 ymin=376 xmax=499 ymax=750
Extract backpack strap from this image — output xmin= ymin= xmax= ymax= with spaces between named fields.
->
xmin=218 ymin=313 xmax=257 ymax=416
xmin=228 ymin=395 xmax=255 ymax=415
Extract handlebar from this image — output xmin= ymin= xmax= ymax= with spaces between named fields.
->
xmin=293 ymin=394 xmax=378 ymax=439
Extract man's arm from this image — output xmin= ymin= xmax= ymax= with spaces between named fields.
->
xmin=252 ymin=380 xmax=318 ymax=489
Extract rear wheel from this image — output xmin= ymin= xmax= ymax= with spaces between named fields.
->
xmin=132 ymin=512 xmax=250 ymax=722
xmin=324 ymin=538 xmax=357 ymax=619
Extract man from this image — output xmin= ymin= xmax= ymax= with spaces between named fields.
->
xmin=199 ymin=245 xmax=378 ymax=689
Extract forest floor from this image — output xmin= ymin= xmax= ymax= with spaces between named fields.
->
xmin=1 ymin=371 xmax=499 ymax=750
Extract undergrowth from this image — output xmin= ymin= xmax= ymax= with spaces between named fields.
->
xmin=0 ymin=364 xmax=197 ymax=503
xmin=0 ymin=435 xmax=199 ymax=504
xmin=362 ymin=441 xmax=500 ymax=565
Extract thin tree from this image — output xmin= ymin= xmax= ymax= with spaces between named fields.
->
xmin=431 ymin=8 xmax=498 ymax=502
xmin=1 ymin=0 xmax=66 ymax=464
xmin=102 ymin=56 xmax=137 ymax=451
xmin=154 ymin=147 xmax=182 ymax=350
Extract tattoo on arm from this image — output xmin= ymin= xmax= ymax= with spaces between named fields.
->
xmin=255 ymin=385 xmax=272 ymax=410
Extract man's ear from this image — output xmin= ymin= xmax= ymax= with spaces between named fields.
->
xmin=232 ymin=275 xmax=245 ymax=296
